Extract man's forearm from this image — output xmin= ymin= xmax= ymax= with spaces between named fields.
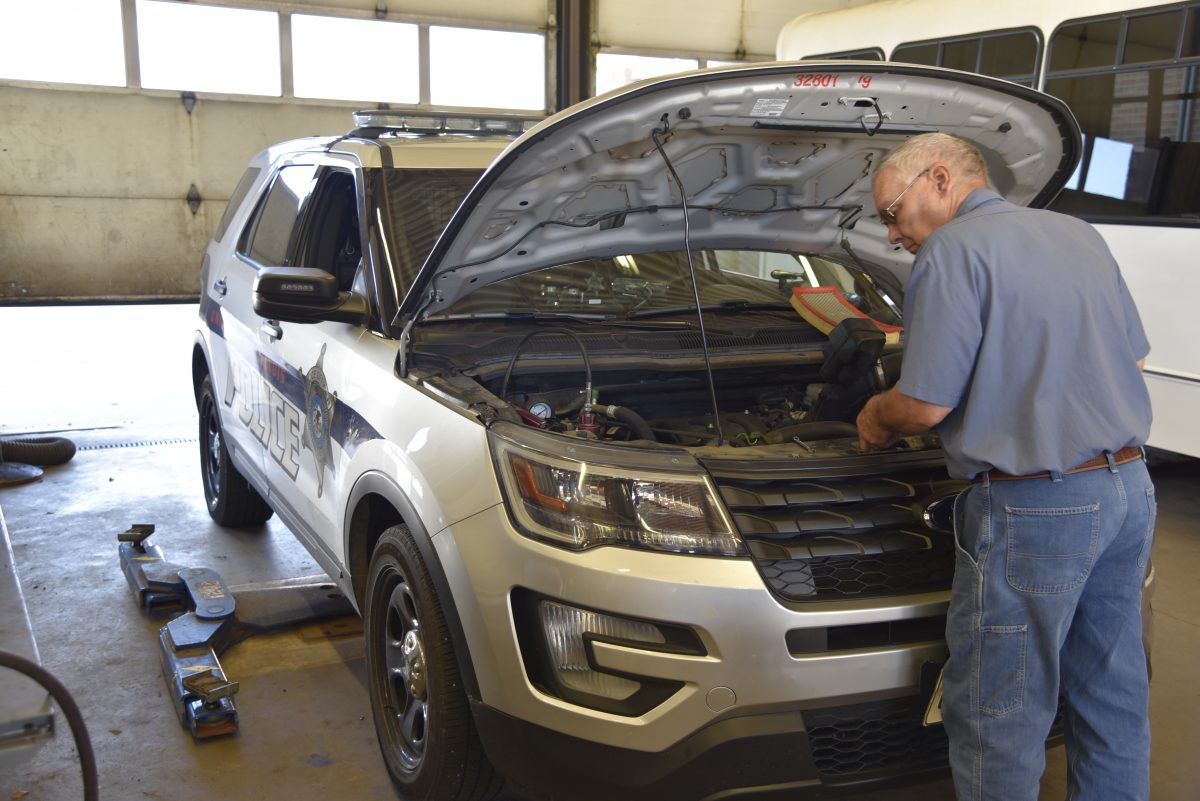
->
xmin=870 ymin=387 xmax=951 ymax=434
xmin=856 ymin=388 xmax=952 ymax=451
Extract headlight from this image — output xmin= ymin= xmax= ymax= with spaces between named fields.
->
xmin=489 ymin=422 xmax=745 ymax=556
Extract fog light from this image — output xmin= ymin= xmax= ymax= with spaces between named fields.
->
xmin=539 ymin=601 xmax=665 ymax=700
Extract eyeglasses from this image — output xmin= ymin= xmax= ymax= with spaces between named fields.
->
xmin=879 ymin=167 xmax=931 ymax=225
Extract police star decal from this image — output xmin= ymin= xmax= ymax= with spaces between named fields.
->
xmin=301 ymin=343 xmax=338 ymax=497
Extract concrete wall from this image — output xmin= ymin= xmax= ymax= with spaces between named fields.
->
xmin=0 ymin=86 xmax=351 ymax=301
xmin=0 ymin=0 xmax=872 ymax=303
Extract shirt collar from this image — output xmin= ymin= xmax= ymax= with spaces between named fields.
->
xmin=955 ymin=187 xmax=1005 ymax=219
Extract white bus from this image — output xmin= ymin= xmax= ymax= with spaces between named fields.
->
xmin=779 ymin=0 xmax=1200 ymax=459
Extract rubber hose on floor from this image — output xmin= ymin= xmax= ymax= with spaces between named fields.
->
xmin=0 ymin=649 xmax=98 ymax=801
xmin=0 ymin=437 xmax=77 ymax=466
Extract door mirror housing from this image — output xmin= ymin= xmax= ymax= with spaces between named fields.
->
xmin=253 ymin=267 xmax=368 ymax=325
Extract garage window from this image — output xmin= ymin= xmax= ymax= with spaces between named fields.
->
xmin=292 ymin=15 xmax=419 ymax=104
xmin=595 ymin=53 xmax=699 ymax=95
xmin=0 ymin=0 xmax=125 ymax=86
xmin=429 ymin=27 xmax=545 ymax=110
xmin=136 ymin=0 xmax=281 ymax=96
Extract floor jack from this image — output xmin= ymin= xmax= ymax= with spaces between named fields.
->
xmin=117 ymin=523 xmax=358 ymax=740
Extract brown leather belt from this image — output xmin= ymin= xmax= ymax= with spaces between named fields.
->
xmin=982 ymin=445 xmax=1144 ymax=482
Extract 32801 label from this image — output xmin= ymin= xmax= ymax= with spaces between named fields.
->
xmin=791 ymin=73 xmax=876 ymax=89
xmin=793 ymin=73 xmax=840 ymax=88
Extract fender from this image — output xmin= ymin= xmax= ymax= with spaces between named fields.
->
xmin=191 ymin=333 xmax=212 ymax=406
xmin=345 ymin=469 xmax=482 ymax=703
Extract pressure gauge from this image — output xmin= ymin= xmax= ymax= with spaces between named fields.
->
xmin=528 ymin=401 xmax=554 ymax=420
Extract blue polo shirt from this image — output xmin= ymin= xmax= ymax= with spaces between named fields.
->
xmin=895 ymin=189 xmax=1152 ymax=480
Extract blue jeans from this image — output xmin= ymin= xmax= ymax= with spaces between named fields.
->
xmin=944 ymin=455 xmax=1155 ymax=801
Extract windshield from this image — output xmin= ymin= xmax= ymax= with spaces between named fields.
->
xmin=379 ymin=167 xmax=482 ymax=297
xmin=435 ymin=249 xmax=901 ymax=323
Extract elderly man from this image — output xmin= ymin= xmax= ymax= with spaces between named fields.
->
xmin=856 ymin=132 xmax=1155 ymax=801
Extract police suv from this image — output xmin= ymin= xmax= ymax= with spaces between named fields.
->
xmin=192 ymin=63 xmax=1078 ymax=801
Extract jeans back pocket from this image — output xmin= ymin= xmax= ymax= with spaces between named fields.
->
xmin=1005 ymin=502 xmax=1100 ymax=594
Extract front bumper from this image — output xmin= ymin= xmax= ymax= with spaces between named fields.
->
xmin=472 ymin=697 xmax=952 ymax=801
xmin=434 ymin=503 xmax=952 ymax=788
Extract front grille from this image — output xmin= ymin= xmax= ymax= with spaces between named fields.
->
xmin=710 ymin=460 xmax=963 ymax=602
xmin=805 ymin=696 xmax=948 ymax=777
xmin=805 ymin=695 xmax=1068 ymax=779
xmin=761 ymin=542 xmax=956 ymax=601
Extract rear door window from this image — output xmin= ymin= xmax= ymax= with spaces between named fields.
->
xmin=237 ymin=164 xmax=319 ymax=266
xmin=214 ymin=167 xmax=261 ymax=242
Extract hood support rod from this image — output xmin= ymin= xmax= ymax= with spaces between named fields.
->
xmin=651 ymin=113 xmax=725 ymax=447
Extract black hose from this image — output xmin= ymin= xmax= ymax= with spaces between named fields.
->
xmin=0 ymin=649 xmax=97 ymax=801
xmin=499 ymin=328 xmax=594 ymax=410
xmin=599 ymin=405 xmax=655 ymax=441
xmin=0 ymin=437 xmax=76 ymax=466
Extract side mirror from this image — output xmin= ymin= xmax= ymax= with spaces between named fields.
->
xmin=253 ymin=267 xmax=368 ymax=325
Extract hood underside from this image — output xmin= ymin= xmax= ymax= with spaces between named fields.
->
xmin=410 ymin=62 xmax=1079 ymax=318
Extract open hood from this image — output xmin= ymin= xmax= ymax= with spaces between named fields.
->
xmin=404 ymin=62 xmax=1080 ymax=318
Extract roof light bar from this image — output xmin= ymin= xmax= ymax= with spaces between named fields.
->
xmin=351 ymin=110 xmax=541 ymax=136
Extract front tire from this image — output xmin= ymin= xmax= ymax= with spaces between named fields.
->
xmin=365 ymin=525 xmax=502 ymax=801
xmin=198 ymin=375 xmax=272 ymax=527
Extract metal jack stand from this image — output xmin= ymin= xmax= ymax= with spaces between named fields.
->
xmin=118 ymin=523 xmax=357 ymax=740
xmin=119 ymin=524 xmax=240 ymax=738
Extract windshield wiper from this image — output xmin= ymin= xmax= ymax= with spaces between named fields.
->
xmin=428 ymin=310 xmax=618 ymax=323
xmin=626 ymin=300 xmax=794 ymax=320
xmin=423 ymin=309 xmax=746 ymax=333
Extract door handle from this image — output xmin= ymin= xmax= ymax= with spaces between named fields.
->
xmin=212 ymin=278 xmax=227 ymax=297
xmin=260 ymin=320 xmax=283 ymax=341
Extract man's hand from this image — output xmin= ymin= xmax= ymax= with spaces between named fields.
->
xmin=856 ymin=388 xmax=953 ymax=452
xmin=857 ymin=394 xmax=902 ymax=451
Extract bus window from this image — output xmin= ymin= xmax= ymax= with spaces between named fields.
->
xmin=1124 ymin=10 xmax=1185 ymax=64
xmin=804 ymin=47 xmax=885 ymax=60
xmin=1186 ymin=8 xmax=1200 ymax=57
xmin=941 ymin=39 xmax=979 ymax=72
xmin=980 ymin=32 xmax=1040 ymax=80
xmin=892 ymin=43 xmax=937 ymax=66
xmin=1045 ymin=4 xmax=1200 ymax=220
xmin=892 ymin=29 xmax=1041 ymax=86
xmin=1048 ymin=19 xmax=1120 ymax=71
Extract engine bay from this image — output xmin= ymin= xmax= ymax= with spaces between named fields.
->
xmin=412 ymin=248 xmax=913 ymax=453
xmin=416 ymin=314 xmax=907 ymax=455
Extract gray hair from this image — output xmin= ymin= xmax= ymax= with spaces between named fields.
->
xmin=879 ymin=132 xmax=991 ymax=186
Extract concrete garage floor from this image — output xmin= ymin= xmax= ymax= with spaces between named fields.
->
xmin=1 ymin=304 xmax=1198 ymax=801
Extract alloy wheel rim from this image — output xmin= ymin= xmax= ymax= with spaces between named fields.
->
xmin=381 ymin=574 xmax=428 ymax=771
xmin=202 ymin=401 xmax=223 ymax=499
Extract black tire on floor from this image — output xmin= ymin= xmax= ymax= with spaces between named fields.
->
xmin=198 ymin=375 xmax=272 ymax=527
xmin=0 ymin=436 xmax=76 ymax=466
xmin=365 ymin=524 xmax=503 ymax=801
